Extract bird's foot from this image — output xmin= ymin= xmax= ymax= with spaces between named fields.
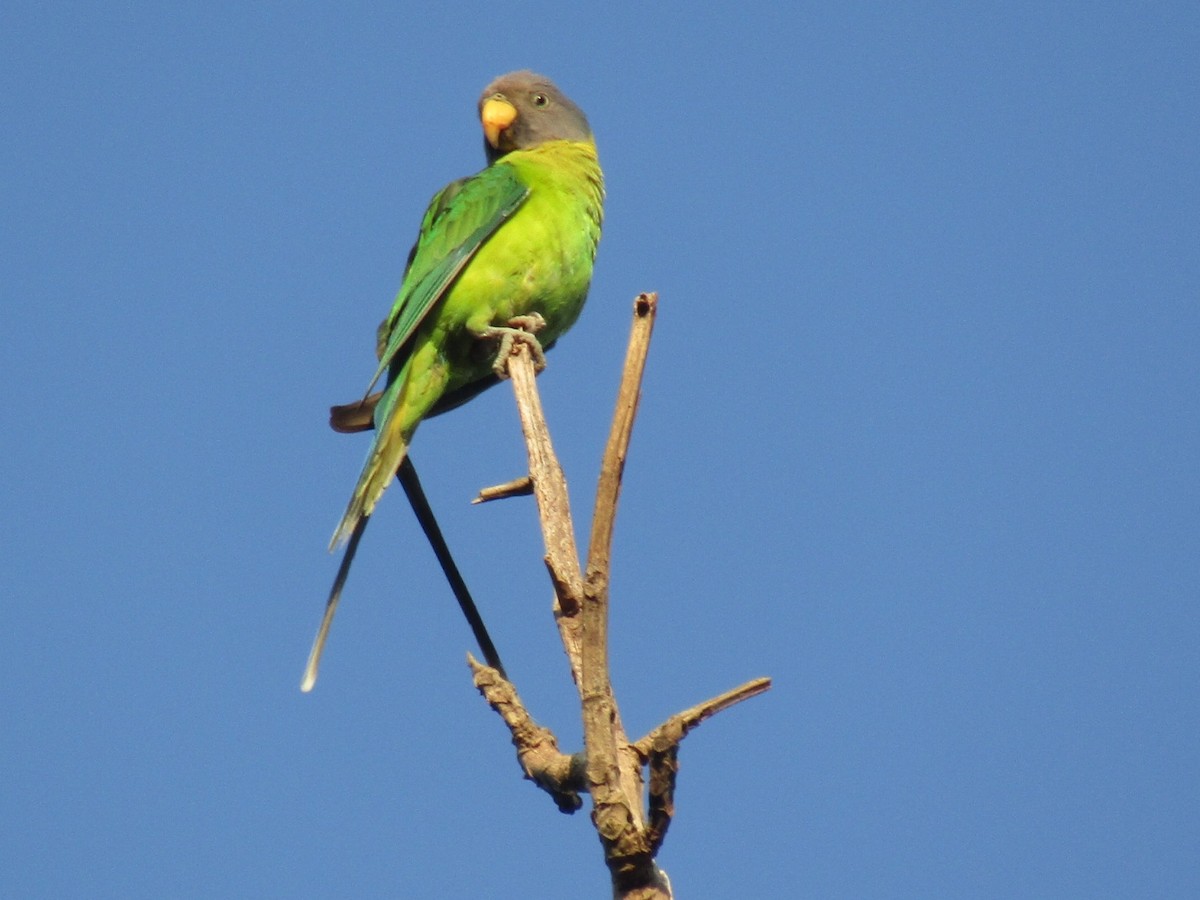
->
xmin=482 ymin=313 xmax=547 ymax=378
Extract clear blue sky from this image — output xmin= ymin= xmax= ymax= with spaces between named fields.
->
xmin=4 ymin=3 xmax=1197 ymax=897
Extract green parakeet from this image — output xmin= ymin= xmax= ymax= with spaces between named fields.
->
xmin=302 ymin=71 xmax=604 ymax=691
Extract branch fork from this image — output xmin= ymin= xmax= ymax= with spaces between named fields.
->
xmin=470 ymin=293 xmax=772 ymax=898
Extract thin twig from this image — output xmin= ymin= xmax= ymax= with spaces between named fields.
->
xmin=633 ymin=677 xmax=773 ymax=758
xmin=638 ymin=675 xmax=773 ymax=853
xmin=586 ymin=292 xmax=658 ymax=578
xmin=472 ymin=475 xmax=534 ymax=504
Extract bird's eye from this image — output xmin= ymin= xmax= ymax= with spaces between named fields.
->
xmin=532 ymin=92 xmax=549 ymax=107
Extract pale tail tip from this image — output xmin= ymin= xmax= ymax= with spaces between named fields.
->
xmin=300 ymin=648 xmax=321 ymax=693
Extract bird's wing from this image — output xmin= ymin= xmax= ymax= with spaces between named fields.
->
xmin=363 ymin=165 xmax=530 ymax=396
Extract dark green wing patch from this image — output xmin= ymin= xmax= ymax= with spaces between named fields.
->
xmin=364 ymin=164 xmax=529 ymax=395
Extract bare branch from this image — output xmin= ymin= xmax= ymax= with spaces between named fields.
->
xmin=633 ymin=677 xmax=774 ymax=759
xmin=506 ymin=346 xmax=585 ymax=610
xmin=468 ymin=655 xmax=583 ymax=814
xmin=645 ymin=744 xmax=679 ymax=856
xmin=587 ymin=291 xmax=658 ymax=578
xmin=579 ymin=294 xmax=661 ymax=890
xmin=504 ymin=342 xmax=585 ymax=682
xmin=467 ymin=293 xmax=770 ymax=899
xmin=472 ymin=475 xmax=534 ymax=504
xmin=638 ymin=676 xmax=773 ymax=852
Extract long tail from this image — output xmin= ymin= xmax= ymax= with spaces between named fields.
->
xmin=304 ymin=376 xmax=413 ymax=692
xmin=329 ymin=343 xmax=454 ymax=549
xmin=301 ymin=513 xmax=369 ymax=692
xmin=329 ymin=396 xmax=414 ymax=550
xmin=328 ymin=437 xmax=410 ymax=549
xmin=303 ymin=402 xmax=414 ymax=692
xmin=397 ymin=457 xmax=507 ymax=678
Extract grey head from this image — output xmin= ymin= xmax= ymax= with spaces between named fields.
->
xmin=478 ymin=70 xmax=592 ymax=162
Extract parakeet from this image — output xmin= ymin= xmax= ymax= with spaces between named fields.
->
xmin=302 ymin=71 xmax=604 ymax=691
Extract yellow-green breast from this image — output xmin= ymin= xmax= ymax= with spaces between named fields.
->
xmin=426 ymin=138 xmax=604 ymax=392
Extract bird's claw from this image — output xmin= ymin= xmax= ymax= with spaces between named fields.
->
xmin=482 ymin=313 xmax=548 ymax=378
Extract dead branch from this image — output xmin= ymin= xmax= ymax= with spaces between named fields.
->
xmin=506 ymin=339 xmax=585 ymax=684
xmin=579 ymin=294 xmax=659 ymax=888
xmin=472 ymin=475 xmax=533 ymax=504
xmin=468 ymin=655 xmax=583 ymax=813
xmin=645 ymin=744 xmax=678 ymax=856
xmin=472 ymin=293 xmax=771 ymax=899
xmin=632 ymin=677 xmax=774 ymax=759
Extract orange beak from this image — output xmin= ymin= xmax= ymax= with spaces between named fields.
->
xmin=481 ymin=97 xmax=518 ymax=148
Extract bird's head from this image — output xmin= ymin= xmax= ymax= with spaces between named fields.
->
xmin=478 ymin=70 xmax=592 ymax=162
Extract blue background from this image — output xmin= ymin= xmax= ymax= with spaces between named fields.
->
xmin=4 ymin=2 xmax=1197 ymax=897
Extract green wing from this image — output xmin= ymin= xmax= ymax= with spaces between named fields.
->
xmin=364 ymin=165 xmax=530 ymax=397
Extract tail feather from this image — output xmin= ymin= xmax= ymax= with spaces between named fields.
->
xmin=328 ymin=344 xmax=448 ymax=548
xmin=329 ymin=421 xmax=411 ymax=549
xmin=307 ymin=345 xmax=452 ymax=690
xmin=302 ymin=513 xmax=369 ymax=692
